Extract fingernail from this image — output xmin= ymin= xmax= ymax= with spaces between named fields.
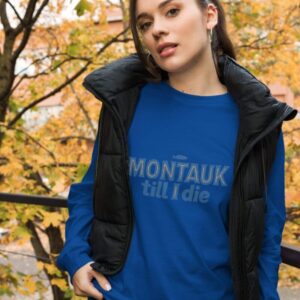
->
xmin=105 ymin=283 xmax=112 ymax=291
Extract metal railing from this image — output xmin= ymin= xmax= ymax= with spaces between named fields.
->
xmin=0 ymin=192 xmax=67 ymax=208
xmin=0 ymin=192 xmax=299 ymax=269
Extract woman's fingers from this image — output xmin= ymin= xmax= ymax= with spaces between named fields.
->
xmin=74 ymin=275 xmax=104 ymax=299
xmin=91 ymin=268 xmax=112 ymax=292
xmin=72 ymin=261 xmax=106 ymax=299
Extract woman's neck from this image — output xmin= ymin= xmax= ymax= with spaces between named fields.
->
xmin=166 ymin=52 xmax=228 ymax=96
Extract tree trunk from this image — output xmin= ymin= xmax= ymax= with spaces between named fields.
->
xmin=26 ymin=219 xmax=72 ymax=300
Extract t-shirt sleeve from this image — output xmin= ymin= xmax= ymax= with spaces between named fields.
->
xmin=55 ymin=130 xmax=100 ymax=283
xmin=257 ymin=129 xmax=285 ymax=300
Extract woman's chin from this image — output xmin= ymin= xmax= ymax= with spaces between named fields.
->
xmin=158 ymin=61 xmax=189 ymax=74
xmin=154 ymin=57 xmax=182 ymax=71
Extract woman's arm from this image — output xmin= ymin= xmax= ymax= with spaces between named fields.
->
xmin=56 ymin=131 xmax=100 ymax=283
xmin=257 ymin=129 xmax=285 ymax=300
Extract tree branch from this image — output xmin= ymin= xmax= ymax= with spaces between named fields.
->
xmin=8 ymin=26 xmax=130 ymax=128
xmin=9 ymin=53 xmax=91 ymax=100
xmin=31 ymin=0 xmax=49 ymax=24
xmin=4 ymin=0 xmax=25 ymax=26
xmin=8 ymin=61 xmax=90 ymax=127
xmin=42 ymin=162 xmax=79 ymax=168
xmin=95 ymin=25 xmax=130 ymax=56
xmin=0 ymin=123 xmax=69 ymax=172
xmin=14 ymin=0 xmax=38 ymax=34
xmin=0 ymin=123 xmax=80 ymax=181
xmin=0 ymin=0 xmax=12 ymax=32
xmin=12 ymin=0 xmax=50 ymax=62
xmin=67 ymin=73 xmax=97 ymax=137
xmin=51 ymin=135 xmax=94 ymax=143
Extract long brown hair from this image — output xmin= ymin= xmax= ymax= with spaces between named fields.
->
xmin=129 ymin=0 xmax=236 ymax=82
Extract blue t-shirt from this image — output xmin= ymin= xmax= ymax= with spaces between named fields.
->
xmin=57 ymin=80 xmax=285 ymax=300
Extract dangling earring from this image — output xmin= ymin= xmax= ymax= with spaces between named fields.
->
xmin=146 ymin=50 xmax=152 ymax=64
xmin=146 ymin=49 xmax=157 ymax=66
xmin=146 ymin=50 xmax=151 ymax=58
xmin=209 ymin=28 xmax=213 ymax=43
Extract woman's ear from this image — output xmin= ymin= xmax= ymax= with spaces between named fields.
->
xmin=205 ymin=3 xmax=218 ymax=30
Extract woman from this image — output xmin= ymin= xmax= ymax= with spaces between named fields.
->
xmin=56 ymin=0 xmax=298 ymax=299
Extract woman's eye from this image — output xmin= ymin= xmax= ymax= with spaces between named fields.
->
xmin=139 ymin=22 xmax=151 ymax=32
xmin=166 ymin=8 xmax=180 ymax=17
xmin=138 ymin=8 xmax=180 ymax=32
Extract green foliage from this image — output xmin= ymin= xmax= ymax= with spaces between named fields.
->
xmin=76 ymin=163 xmax=89 ymax=181
xmin=75 ymin=0 xmax=93 ymax=16
xmin=67 ymin=43 xmax=80 ymax=56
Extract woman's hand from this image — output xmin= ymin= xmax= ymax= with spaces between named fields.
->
xmin=72 ymin=261 xmax=112 ymax=300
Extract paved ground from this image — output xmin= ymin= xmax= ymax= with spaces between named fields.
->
xmin=278 ymin=287 xmax=300 ymax=299
xmin=0 ymin=237 xmax=52 ymax=299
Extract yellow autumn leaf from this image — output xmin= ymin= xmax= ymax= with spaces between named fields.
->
xmin=24 ymin=276 xmax=36 ymax=294
xmin=0 ymin=165 xmax=13 ymax=176
xmin=44 ymin=263 xmax=60 ymax=275
xmin=36 ymin=261 xmax=45 ymax=271
xmin=51 ymin=278 xmax=68 ymax=291
xmin=42 ymin=211 xmax=63 ymax=227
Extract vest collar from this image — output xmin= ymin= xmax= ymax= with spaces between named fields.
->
xmin=83 ymin=53 xmax=298 ymax=139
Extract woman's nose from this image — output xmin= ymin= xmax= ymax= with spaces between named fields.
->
xmin=151 ymin=19 xmax=169 ymax=38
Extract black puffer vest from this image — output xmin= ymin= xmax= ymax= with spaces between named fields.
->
xmin=82 ymin=53 xmax=298 ymax=300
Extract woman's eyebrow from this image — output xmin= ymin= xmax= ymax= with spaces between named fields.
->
xmin=136 ymin=0 xmax=176 ymax=21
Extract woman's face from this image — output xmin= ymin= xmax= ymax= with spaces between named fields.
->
xmin=135 ymin=0 xmax=217 ymax=74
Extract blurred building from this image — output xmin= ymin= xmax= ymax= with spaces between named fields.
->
xmin=269 ymin=82 xmax=294 ymax=106
xmin=269 ymin=82 xmax=299 ymax=119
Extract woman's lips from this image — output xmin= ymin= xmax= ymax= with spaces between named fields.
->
xmin=159 ymin=45 xmax=178 ymax=58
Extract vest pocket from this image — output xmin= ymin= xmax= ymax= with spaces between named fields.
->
xmin=244 ymin=197 xmax=266 ymax=272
